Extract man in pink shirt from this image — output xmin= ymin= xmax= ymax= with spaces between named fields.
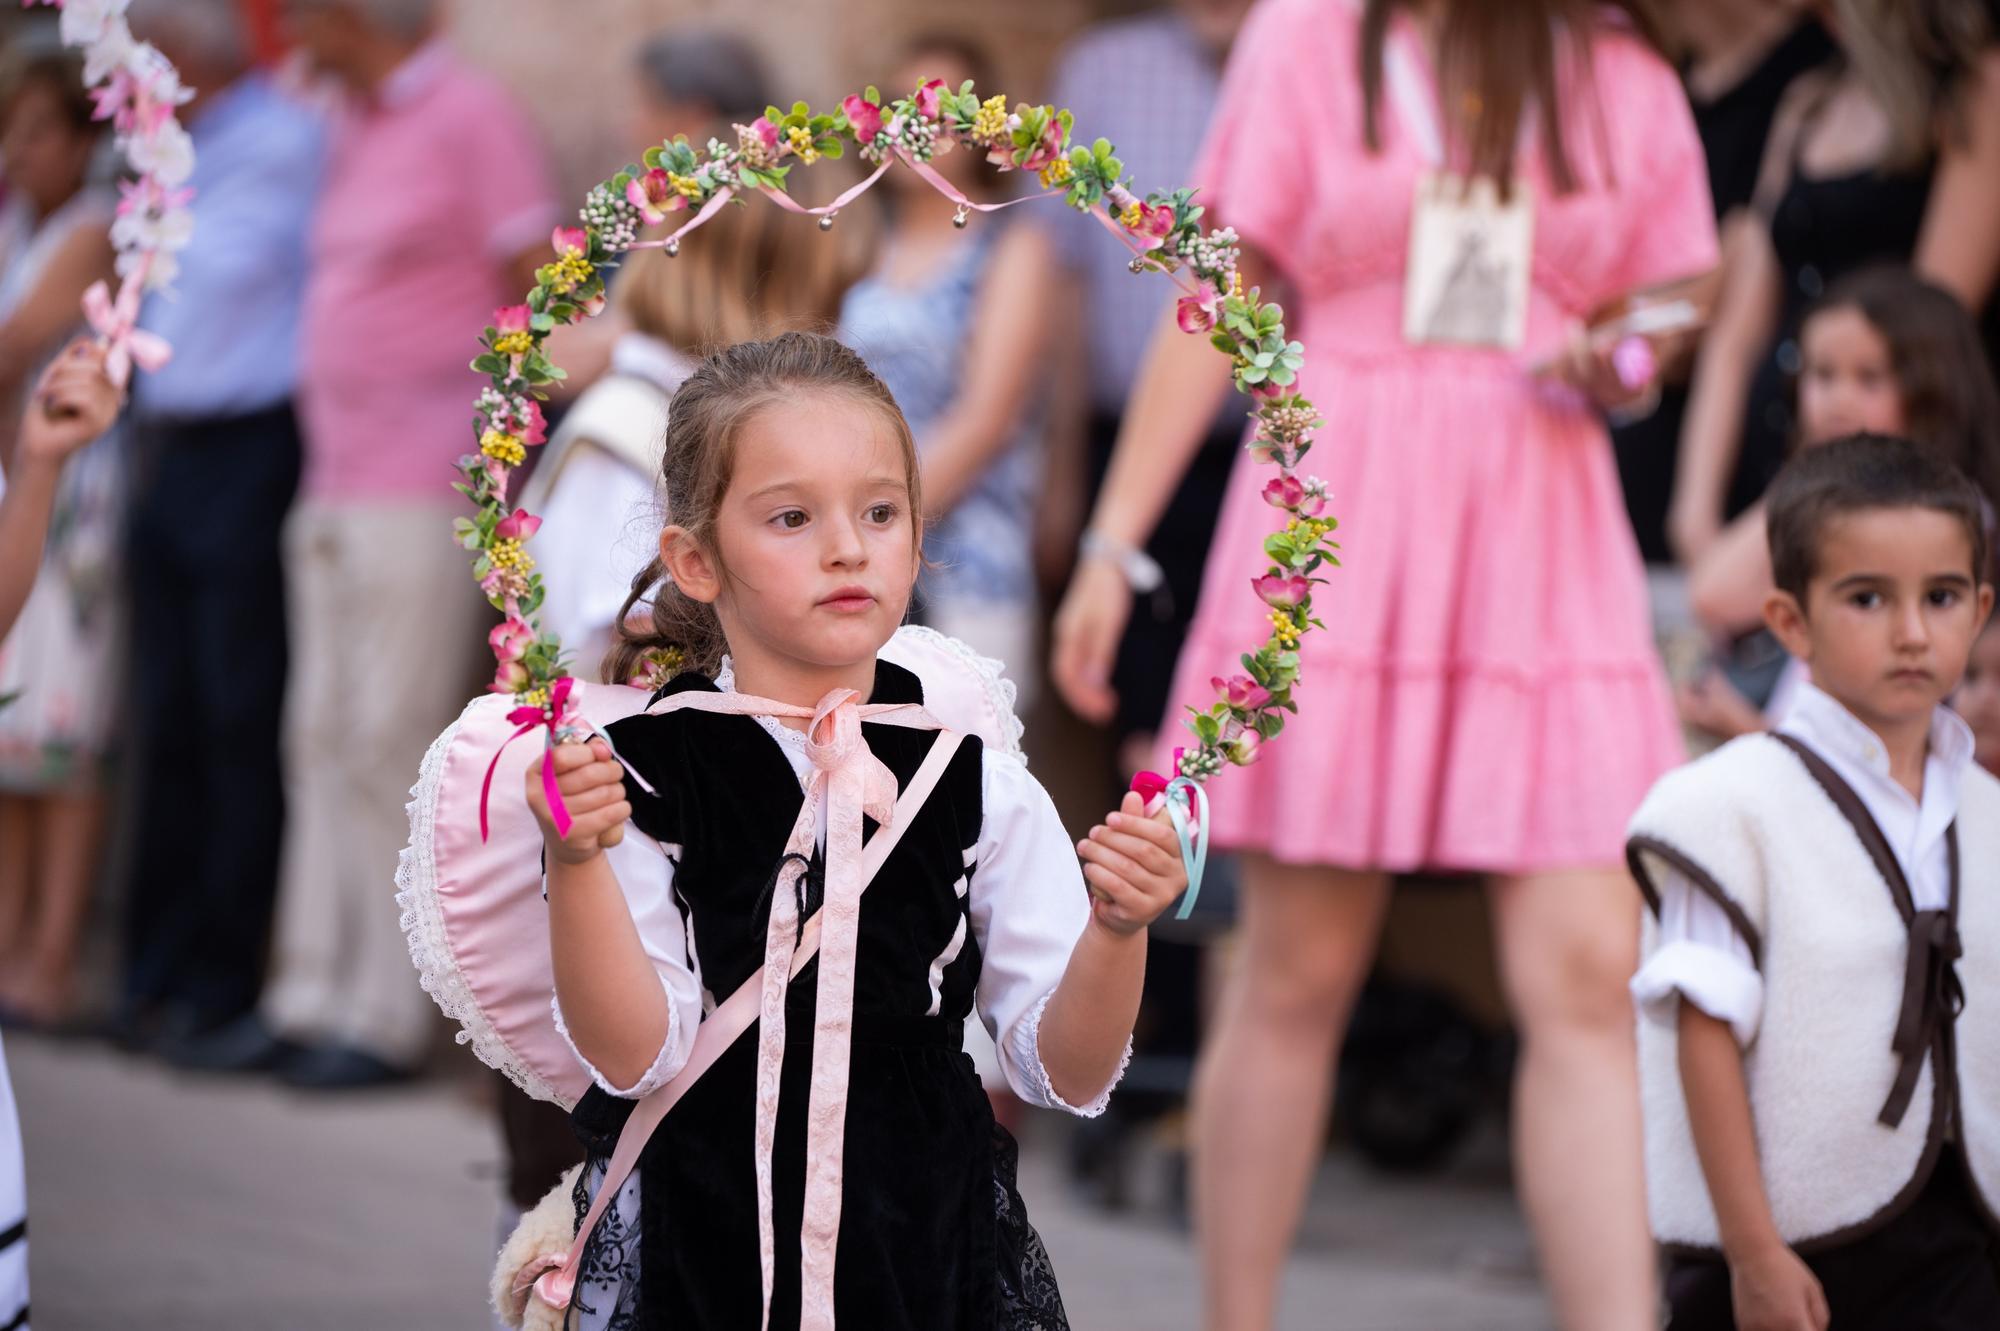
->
xmin=186 ymin=0 xmax=556 ymax=1087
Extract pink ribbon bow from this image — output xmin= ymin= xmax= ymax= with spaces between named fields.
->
xmin=81 ymin=273 xmax=172 ymax=388
xmin=479 ymin=676 xmax=576 ymax=842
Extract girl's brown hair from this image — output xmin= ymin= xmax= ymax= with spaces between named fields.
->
xmin=1803 ymin=265 xmax=2000 ymax=515
xmin=1358 ymin=0 xmax=1670 ymax=195
xmin=612 ymin=122 xmax=876 ymax=353
xmin=605 ymin=331 xmax=922 ymax=684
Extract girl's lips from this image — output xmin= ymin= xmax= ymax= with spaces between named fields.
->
xmin=818 ymin=587 xmax=876 ymax=612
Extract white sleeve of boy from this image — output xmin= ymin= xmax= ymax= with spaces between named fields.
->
xmin=1630 ymin=868 xmax=1764 ymax=1047
xmin=550 ymin=826 xmax=705 ymax=1098
xmin=967 ymin=751 xmax=1130 ymax=1117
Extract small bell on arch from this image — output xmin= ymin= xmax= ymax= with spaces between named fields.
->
xmin=819 ymin=211 xmax=838 ymax=232
xmin=952 ymin=204 xmax=970 ymax=230
xmin=665 ymin=238 xmax=680 ymax=258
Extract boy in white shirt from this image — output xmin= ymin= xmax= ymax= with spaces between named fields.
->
xmin=1626 ymin=434 xmax=2000 ymax=1331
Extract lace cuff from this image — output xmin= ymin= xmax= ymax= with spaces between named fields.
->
xmin=1007 ymin=990 xmax=1129 ymax=1118
xmin=552 ymin=984 xmax=686 ymax=1099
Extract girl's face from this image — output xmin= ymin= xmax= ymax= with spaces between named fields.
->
xmin=1957 ymin=623 xmax=2000 ymax=776
xmin=673 ymin=391 xmax=919 ymax=685
xmin=0 ymin=83 xmax=94 ymax=216
xmin=1797 ymin=305 xmax=1905 ymax=447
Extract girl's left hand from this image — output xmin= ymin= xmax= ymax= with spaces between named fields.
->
xmin=1076 ymin=790 xmax=1188 ymax=936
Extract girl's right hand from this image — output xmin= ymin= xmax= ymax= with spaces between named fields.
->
xmin=1050 ymin=554 xmax=1132 ymax=725
xmin=1729 ymin=1244 xmax=1829 ymax=1331
xmin=526 ymin=738 xmax=631 ymax=865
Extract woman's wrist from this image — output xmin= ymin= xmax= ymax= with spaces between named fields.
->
xmin=1079 ymin=527 xmax=1163 ymax=595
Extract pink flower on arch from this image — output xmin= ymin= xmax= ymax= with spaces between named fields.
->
xmin=843 ymin=94 xmax=883 ymax=145
xmin=491 ymin=660 xmax=530 ymax=694
xmin=1131 ymin=203 xmax=1176 ymax=250
xmin=1130 ymin=769 xmax=1171 ymax=807
xmin=495 ymin=508 xmax=543 ymax=541
xmin=1227 ymin=731 xmax=1263 ymax=766
xmin=914 ymin=78 xmax=946 ymax=120
xmin=494 ymin=304 xmax=532 ymax=335
xmin=489 ymin=616 xmax=535 ymax=663
xmin=552 ymin=226 xmax=589 ymax=259
xmin=1210 ymin=674 xmax=1273 ymax=711
xmin=1176 ymin=292 xmax=1217 ymax=334
xmin=1262 ymin=475 xmax=1304 ymax=510
xmin=1020 ymin=119 xmax=1066 ymax=173
xmin=516 ymin=398 xmax=547 ymax=446
xmin=1253 ymin=573 xmax=1309 ymax=609
xmin=626 ymin=168 xmax=683 ymax=225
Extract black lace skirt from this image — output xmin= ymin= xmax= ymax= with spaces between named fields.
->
xmin=567 ymin=1012 xmax=1069 ymax=1331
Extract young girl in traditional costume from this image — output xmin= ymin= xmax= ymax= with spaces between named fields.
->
xmin=522 ymin=331 xmax=1186 ymax=1329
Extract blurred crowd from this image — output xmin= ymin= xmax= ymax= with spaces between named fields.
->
xmin=4 ymin=0 xmax=2000 ymax=1327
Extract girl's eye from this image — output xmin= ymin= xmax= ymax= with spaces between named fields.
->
xmin=1849 ymin=590 xmax=1883 ymax=610
xmin=1928 ymin=588 xmax=1962 ymax=608
xmin=866 ymin=503 xmax=899 ymax=525
xmin=774 ymin=510 xmax=808 ymax=530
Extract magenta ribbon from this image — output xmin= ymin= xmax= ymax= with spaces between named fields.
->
xmin=476 ymin=677 xmax=662 ymax=843
xmin=478 ymin=676 xmax=577 ymax=843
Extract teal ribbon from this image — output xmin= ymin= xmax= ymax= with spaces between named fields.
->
xmin=1162 ymin=777 xmax=1209 ymax=921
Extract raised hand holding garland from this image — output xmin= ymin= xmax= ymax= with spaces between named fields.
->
xmin=462 ymin=78 xmax=1339 ymax=900
xmin=24 ymin=0 xmax=195 ymax=385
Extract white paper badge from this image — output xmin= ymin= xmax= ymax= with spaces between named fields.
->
xmin=1403 ymin=172 xmax=1534 ymax=350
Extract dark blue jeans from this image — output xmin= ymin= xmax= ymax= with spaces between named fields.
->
xmin=121 ymin=402 xmax=300 ymax=1024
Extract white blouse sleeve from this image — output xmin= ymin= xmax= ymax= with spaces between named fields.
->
xmin=967 ymin=750 xmax=1130 ymax=1117
xmin=1630 ymin=867 xmax=1764 ymax=1047
xmin=551 ymin=825 xmax=705 ymax=1098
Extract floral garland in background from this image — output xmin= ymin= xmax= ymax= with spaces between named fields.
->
xmin=463 ymin=79 xmax=1334 ymax=786
xmin=25 ymin=0 xmax=194 ymax=383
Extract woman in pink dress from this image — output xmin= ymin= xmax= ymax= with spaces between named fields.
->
xmin=1051 ymin=1 xmax=1717 ymax=1327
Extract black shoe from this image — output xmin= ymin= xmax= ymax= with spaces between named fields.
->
xmin=279 ymin=1042 xmax=414 ymax=1091
xmin=100 ymin=1000 xmax=179 ymax=1053
xmin=161 ymin=1013 xmax=301 ymax=1074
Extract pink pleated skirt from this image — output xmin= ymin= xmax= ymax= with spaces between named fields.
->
xmin=1161 ymin=346 xmax=1683 ymax=874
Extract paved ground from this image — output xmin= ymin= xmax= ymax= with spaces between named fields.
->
xmin=9 ymin=1030 xmax=1550 ymax=1329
